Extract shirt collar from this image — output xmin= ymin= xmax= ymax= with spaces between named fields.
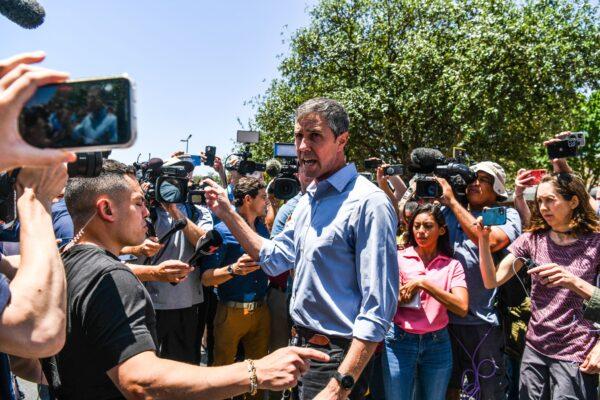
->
xmin=306 ymin=163 xmax=357 ymax=198
xmin=402 ymin=245 xmax=451 ymax=264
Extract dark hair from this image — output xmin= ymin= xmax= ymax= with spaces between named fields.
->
xmin=296 ymin=98 xmax=349 ymax=138
xmin=233 ymin=177 xmax=266 ymax=207
xmin=406 ymin=203 xmax=452 ymax=257
xmin=527 ymin=173 xmax=600 ymax=236
xmin=65 ymin=160 xmax=136 ymax=229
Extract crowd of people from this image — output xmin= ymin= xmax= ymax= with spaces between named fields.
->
xmin=0 ymin=50 xmax=599 ymax=400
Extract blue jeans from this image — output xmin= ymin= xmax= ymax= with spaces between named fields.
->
xmin=383 ymin=325 xmax=453 ymax=400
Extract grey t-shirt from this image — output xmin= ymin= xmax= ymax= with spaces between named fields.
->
xmin=144 ymin=204 xmax=213 ymax=310
xmin=443 ymin=206 xmax=521 ymax=325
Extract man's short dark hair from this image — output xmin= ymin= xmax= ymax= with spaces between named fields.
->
xmin=65 ymin=160 xmax=136 ymax=229
xmin=296 ymin=98 xmax=350 ymax=138
xmin=233 ymin=177 xmax=266 ymax=207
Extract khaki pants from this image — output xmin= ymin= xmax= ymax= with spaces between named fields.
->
xmin=214 ymin=302 xmax=271 ymax=400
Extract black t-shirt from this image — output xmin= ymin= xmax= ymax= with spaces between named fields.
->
xmin=51 ymin=244 xmax=157 ymax=399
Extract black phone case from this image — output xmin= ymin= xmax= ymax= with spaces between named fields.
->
xmin=547 ymin=140 xmax=579 ymax=159
xmin=205 ymin=146 xmax=216 ymax=166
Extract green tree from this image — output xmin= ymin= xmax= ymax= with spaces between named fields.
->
xmin=248 ymin=0 xmax=600 ymax=179
xmin=568 ymin=91 xmax=600 ymax=187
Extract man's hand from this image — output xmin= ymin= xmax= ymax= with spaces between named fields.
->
xmin=16 ymin=163 xmax=68 ymax=206
xmin=436 ymin=177 xmax=456 ymax=206
xmin=313 ymin=380 xmax=347 ymax=400
xmin=376 ymin=164 xmax=390 ymax=189
xmin=203 ymin=178 xmax=234 ymax=218
xmin=213 ymin=156 xmax=225 ymax=173
xmin=152 ymin=260 xmax=193 ymax=283
xmin=162 ymin=202 xmax=182 ymax=218
xmin=0 ymin=51 xmax=76 ymax=172
xmin=136 ymin=237 xmax=162 ymax=258
xmin=528 ymin=262 xmax=576 ymax=289
xmin=580 ymin=341 xmax=600 ymax=374
xmin=254 ymin=346 xmax=330 ymax=391
xmin=170 ymin=151 xmax=185 ymax=158
xmin=543 ymin=131 xmax=574 ymax=173
xmin=230 ymin=254 xmax=260 ymax=276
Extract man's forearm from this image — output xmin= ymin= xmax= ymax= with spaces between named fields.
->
xmin=448 ymin=199 xmax=479 ymax=243
xmin=112 ymin=353 xmax=253 ymax=400
xmin=168 ymin=207 xmax=207 ymax=247
xmin=126 ymin=264 xmax=156 ymax=282
xmin=0 ymin=255 xmax=19 ymax=280
xmin=9 ymin=356 xmax=46 ymax=384
xmin=201 ymin=267 xmax=233 ymax=286
xmin=220 ymin=210 xmax=265 ymax=260
xmin=0 ymin=191 xmax=66 ymax=357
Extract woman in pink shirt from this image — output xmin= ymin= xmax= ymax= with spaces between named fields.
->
xmin=383 ymin=204 xmax=469 ymax=400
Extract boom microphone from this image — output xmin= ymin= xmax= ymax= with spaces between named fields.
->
xmin=0 ymin=0 xmax=45 ymax=29
xmin=409 ymin=148 xmax=446 ymax=173
xmin=146 ymin=157 xmax=164 ymax=172
xmin=265 ymin=159 xmax=282 ymax=178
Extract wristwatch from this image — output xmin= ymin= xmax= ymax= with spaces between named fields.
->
xmin=226 ymin=265 xmax=235 ymax=275
xmin=333 ymin=372 xmax=354 ymax=390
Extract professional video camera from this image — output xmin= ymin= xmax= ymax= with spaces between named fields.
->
xmin=408 ymin=148 xmax=476 ymax=203
xmin=0 ymin=152 xmax=106 ymax=226
xmin=266 ymin=142 xmax=300 ymax=200
xmin=134 ymin=157 xmax=192 ymax=205
xmin=225 ymin=130 xmax=266 ymax=175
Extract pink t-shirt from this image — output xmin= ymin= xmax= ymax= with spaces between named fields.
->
xmin=509 ymin=231 xmax=600 ymax=363
xmin=394 ymin=246 xmax=467 ymax=334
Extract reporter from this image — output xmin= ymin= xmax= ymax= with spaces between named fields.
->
xmin=383 ymin=204 xmax=468 ymax=400
xmin=476 ymin=172 xmax=600 ymax=399
xmin=49 ymin=159 xmax=328 ymax=399
xmin=0 ymin=52 xmax=76 ymax=171
xmin=0 ymin=164 xmax=68 ymax=358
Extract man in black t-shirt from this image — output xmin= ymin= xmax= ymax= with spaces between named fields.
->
xmin=51 ymin=160 xmax=327 ymax=400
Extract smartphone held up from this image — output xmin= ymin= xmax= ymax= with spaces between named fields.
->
xmin=19 ymin=76 xmax=137 ymax=152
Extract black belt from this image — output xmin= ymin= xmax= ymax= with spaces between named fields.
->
xmin=291 ymin=325 xmax=351 ymax=349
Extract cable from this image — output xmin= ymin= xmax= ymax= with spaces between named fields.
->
xmin=512 ymin=257 xmax=530 ymax=298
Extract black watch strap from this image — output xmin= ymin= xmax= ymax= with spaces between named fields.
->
xmin=333 ymin=371 xmax=354 ymax=390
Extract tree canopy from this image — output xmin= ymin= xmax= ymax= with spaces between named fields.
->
xmin=247 ymin=0 xmax=600 ymax=183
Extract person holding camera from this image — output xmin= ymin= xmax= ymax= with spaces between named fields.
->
xmin=383 ymin=203 xmax=468 ymax=400
xmin=476 ymin=172 xmax=600 ymax=399
xmin=204 ymin=98 xmax=399 ymax=400
xmin=439 ymin=161 xmax=522 ymax=400
xmin=45 ymin=159 xmax=329 ymax=399
xmin=134 ymin=155 xmax=213 ymax=365
xmin=199 ymin=177 xmax=271 ymax=399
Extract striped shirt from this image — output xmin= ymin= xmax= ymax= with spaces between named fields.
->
xmin=509 ymin=231 xmax=600 ymax=362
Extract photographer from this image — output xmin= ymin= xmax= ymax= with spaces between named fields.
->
xmin=439 ymin=161 xmax=521 ymax=400
xmin=134 ymin=155 xmax=213 ymax=365
xmin=204 ymin=98 xmax=399 ymax=400
xmin=49 ymin=159 xmax=328 ymax=399
xmin=476 ymin=172 xmax=600 ymax=398
xmin=0 ymin=52 xmax=77 ymax=172
xmin=375 ymin=163 xmax=408 ymax=220
xmin=199 ymin=177 xmax=271 ymax=400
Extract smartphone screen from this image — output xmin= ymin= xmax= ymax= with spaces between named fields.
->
xmin=19 ymin=77 xmax=135 ymax=151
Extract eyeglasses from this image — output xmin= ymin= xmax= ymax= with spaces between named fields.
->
xmin=475 ymin=175 xmax=494 ymax=186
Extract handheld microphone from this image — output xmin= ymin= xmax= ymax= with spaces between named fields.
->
xmin=265 ymin=159 xmax=282 ymax=178
xmin=0 ymin=0 xmax=45 ymax=29
xmin=158 ymin=219 xmax=187 ymax=244
xmin=187 ymin=230 xmax=223 ymax=266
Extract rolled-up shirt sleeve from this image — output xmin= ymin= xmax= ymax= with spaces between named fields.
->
xmin=259 ymin=211 xmax=297 ymax=277
xmin=352 ymin=193 xmax=399 ymax=342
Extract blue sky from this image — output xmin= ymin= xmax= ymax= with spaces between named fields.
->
xmin=1 ymin=1 xmax=315 ymax=172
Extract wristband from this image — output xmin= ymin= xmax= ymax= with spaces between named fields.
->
xmin=246 ymin=359 xmax=258 ymax=395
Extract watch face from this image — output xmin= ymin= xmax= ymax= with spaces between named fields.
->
xmin=341 ymin=375 xmax=354 ymax=389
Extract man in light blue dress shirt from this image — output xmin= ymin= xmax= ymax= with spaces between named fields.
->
xmin=204 ymin=98 xmax=399 ymax=400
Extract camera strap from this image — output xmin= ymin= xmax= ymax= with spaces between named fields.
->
xmin=397 ymin=179 xmax=417 ymax=221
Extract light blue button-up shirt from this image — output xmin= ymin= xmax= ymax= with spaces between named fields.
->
xmin=259 ymin=163 xmax=399 ymax=342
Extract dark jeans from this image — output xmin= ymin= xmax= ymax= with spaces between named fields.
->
xmin=292 ymin=330 xmax=373 ymax=400
xmin=155 ymin=303 xmax=207 ymax=364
